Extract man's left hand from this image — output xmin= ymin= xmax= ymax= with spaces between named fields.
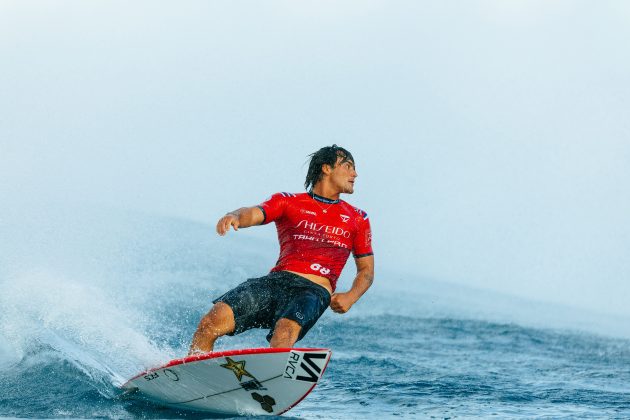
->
xmin=330 ymin=292 xmax=356 ymax=314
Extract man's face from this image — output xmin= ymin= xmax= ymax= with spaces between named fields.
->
xmin=328 ymin=156 xmax=357 ymax=194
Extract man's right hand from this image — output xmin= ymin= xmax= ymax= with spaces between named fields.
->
xmin=215 ymin=207 xmax=265 ymax=235
xmin=216 ymin=213 xmax=240 ymax=235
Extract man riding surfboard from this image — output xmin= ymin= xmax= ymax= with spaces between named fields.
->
xmin=189 ymin=145 xmax=374 ymax=354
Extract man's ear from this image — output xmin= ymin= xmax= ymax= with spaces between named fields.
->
xmin=321 ymin=163 xmax=333 ymax=175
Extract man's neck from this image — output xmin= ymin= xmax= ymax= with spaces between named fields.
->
xmin=311 ymin=184 xmax=340 ymax=201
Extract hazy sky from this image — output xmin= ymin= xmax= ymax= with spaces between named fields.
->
xmin=1 ymin=1 xmax=629 ymax=316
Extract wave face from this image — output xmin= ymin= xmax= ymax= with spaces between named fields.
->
xmin=1 ymin=206 xmax=629 ymax=418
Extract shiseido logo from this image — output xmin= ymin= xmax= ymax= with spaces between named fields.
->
xmin=340 ymin=214 xmax=350 ymax=223
xmin=296 ymin=220 xmax=351 ymax=238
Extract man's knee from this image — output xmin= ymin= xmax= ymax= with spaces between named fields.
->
xmin=189 ymin=302 xmax=236 ymax=355
xmin=270 ymin=318 xmax=302 ymax=347
xmin=199 ymin=302 xmax=236 ymax=336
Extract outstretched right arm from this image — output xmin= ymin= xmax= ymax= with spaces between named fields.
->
xmin=216 ymin=207 xmax=265 ymax=236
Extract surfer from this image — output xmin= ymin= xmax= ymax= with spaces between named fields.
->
xmin=189 ymin=145 xmax=374 ymax=354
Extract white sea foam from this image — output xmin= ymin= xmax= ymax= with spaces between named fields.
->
xmin=0 ymin=269 xmax=171 ymax=386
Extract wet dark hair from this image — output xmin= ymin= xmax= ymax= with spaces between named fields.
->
xmin=304 ymin=145 xmax=354 ymax=191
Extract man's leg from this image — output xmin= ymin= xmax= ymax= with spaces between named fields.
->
xmin=269 ymin=318 xmax=302 ymax=348
xmin=189 ymin=302 xmax=235 ymax=355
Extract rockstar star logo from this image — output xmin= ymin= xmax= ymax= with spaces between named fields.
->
xmin=220 ymin=357 xmax=255 ymax=381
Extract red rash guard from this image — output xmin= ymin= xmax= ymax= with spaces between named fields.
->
xmin=257 ymin=192 xmax=373 ymax=292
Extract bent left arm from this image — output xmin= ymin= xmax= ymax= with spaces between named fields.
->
xmin=330 ymin=255 xmax=374 ymax=314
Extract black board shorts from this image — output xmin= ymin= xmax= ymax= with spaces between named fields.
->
xmin=213 ymin=271 xmax=331 ymax=342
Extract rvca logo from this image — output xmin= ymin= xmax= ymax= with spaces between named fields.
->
xmin=283 ymin=351 xmax=328 ymax=382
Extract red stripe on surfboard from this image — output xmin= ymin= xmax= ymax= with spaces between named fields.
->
xmin=122 ymin=347 xmax=330 ymax=387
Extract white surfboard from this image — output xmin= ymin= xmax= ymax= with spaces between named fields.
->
xmin=121 ymin=348 xmax=332 ymax=416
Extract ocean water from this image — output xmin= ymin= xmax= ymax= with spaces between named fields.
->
xmin=1 ymin=206 xmax=629 ymax=419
